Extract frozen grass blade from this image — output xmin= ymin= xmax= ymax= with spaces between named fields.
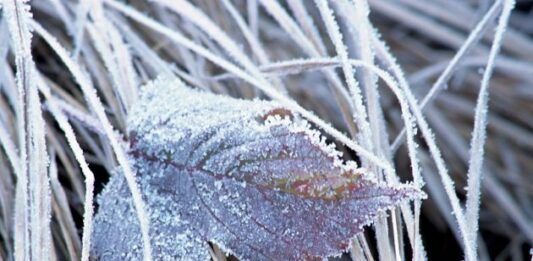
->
xmin=28 ymin=69 xmax=51 ymax=261
xmin=88 ymin=1 xmax=139 ymax=109
xmin=47 ymin=145 xmax=81 ymax=261
xmin=464 ymin=1 xmax=515 ymax=260
xmin=72 ymin=0 xmax=91 ymax=58
xmin=259 ymin=0 xmax=321 ymax=57
xmin=29 ymin=20 xmax=153 ymax=261
xmin=220 ymin=0 xmax=285 ymax=93
xmin=3 ymin=0 xmax=36 ymax=259
xmin=221 ymin=0 xmax=269 ymax=66
xmin=370 ymin=32 xmax=474 ymax=260
xmin=38 ymin=78 xmax=95 ymax=261
xmin=391 ymin=0 xmax=503 ymax=153
xmin=259 ymin=0 xmax=359 ymax=138
xmin=336 ymin=0 xmax=386 ymax=159
xmin=314 ymin=0 xmax=374 ymax=154
xmin=286 ymin=0 xmax=327 ymax=55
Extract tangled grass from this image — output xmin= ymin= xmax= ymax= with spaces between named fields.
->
xmin=0 ymin=0 xmax=531 ymax=260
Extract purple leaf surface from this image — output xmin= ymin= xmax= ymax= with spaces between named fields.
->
xmin=91 ymin=76 xmax=424 ymax=260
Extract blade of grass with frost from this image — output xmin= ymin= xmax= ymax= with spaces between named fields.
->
xmin=370 ymin=30 xmax=475 ymax=260
xmin=29 ymin=20 xmax=153 ymax=261
xmin=260 ymin=0 xmax=320 ymax=56
xmin=368 ymin=30 xmax=435 ymax=261
xmin=337 ymin=0 xmax=389 ymax=157
xmin=370 ymin=0 xmax=485 ymax=51
xmin=369 ymin=20 xmax=470 ymax=259
xmin=304 ymin=10 xmax=396 ymax=256
xmin=85 ymin=22 xmax=133 ymax=118
xmin=221 ymin=0 xmax=268 ymax=67
xmin=48 ymin=109 xmax=95 ymax=261
xmin=337 ymin=0 xmax=387 ymax=155
xmin=107 ymin=15 xmax=172 ymax=75
xmin=357 ymin=234 xmax=375 ymax=261
xmin=38 ymin=76 xmax=95 ymax=261
xmin=51 ymin=98 xmax=104 ymax=135
xmin=3 ymin=0 xmax=36 ymax=258
xmin=247 ymin=0 xmax=258 ymax=37
xmin=409 ymin=55 xmax=533 ymax=87
xmin=78 ymin=43 xmax=129 ymax=133
xmin=85 ymin=23 xmax=129 ymax=114
xmin=424 ymin=107 xmax=468 ymax=243
xmin=28 ymin=69 xmax=51 ymax=260
xmin=425 ymin=114 xmax=501 ymax=258
xmin=72 ymin=0 xmax=91 ymax=58
xmin=221 ymin=0 xmax=286 ymax=93
xmin=428 ymin=96 xmax=533 ymax=244
xmin=104 ymin=0 xmax=394 ymax=175
xmin=259 ymin=0 xmax=359 ymax=138
xmin=89 ymin=1 xmax=138 ymax=109
xmin=350 ymin=237 xmax=367 ymax=261
xmin=287 ymin=0 xmax=327 ymax=55
xmin=45 ymin=121 xmax=85 ymax=200
xmin=403 ymin=0 xmax=533 ymax=59
xmin=315 ymin=0 xmax=374 ymax=156
xmin=465 ymin=1 xmax=514 ymax=259
xmin=47 ymin=0 xmax=75 ymax=35
xmin=48 ymin=149 xmax=81 ymax=261
xmin=391 ymin=0 xmax=503 ymax=153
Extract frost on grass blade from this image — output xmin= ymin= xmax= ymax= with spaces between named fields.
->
xmin=91 ymin=76 xmax=423 ymax=260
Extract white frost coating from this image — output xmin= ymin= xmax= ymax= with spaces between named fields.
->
xmin=465 ymin=2 xmax=515 ymax=261
xmin=92 ymin=75 xmax=424 ymax=260
xmin=105 ymin=0 xmax=394 ymax=176
xmin=2 ymin=1 xmax=31 ymax=260
xmin=314 ymin=0 xmax=374 ymax=154
xmin=390 ymin=0 xmax=504 ymax=152
xmin=3 ymin=1 xmax=42 ymax=260
xmin=42 ymin=78 xmax=96 ymax=261
xmin=29 ymin=20 xmax=153 ymax=261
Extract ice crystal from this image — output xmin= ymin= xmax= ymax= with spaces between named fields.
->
xmin=92 ymin=76 xmax=423 ymax=260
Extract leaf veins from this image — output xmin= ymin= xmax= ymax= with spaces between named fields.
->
xmin=92 ymin=76 xmax=424 ymax=261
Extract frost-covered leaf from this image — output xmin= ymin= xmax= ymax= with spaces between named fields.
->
xmin=92 ymin=76 xmax=423 ymax=261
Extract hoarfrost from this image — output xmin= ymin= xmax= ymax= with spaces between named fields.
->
xmin=92 ymin=75 xmax=424 ymax=260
